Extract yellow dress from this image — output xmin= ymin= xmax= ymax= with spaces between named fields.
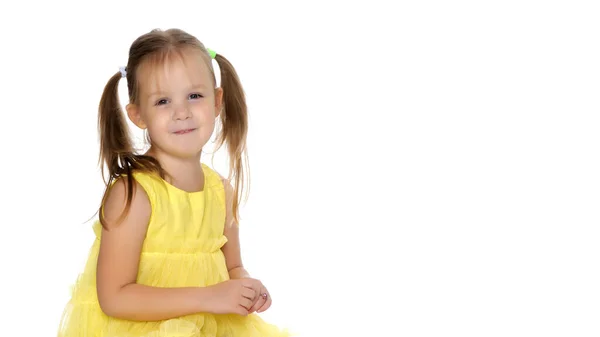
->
xmin=57 ymin=163 xmax=291 ymax=337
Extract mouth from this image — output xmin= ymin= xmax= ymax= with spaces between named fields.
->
xmin=173 ymin=128 xmax=197 ymax=135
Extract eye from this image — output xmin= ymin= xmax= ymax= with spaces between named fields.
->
xmin=155 ymin=98 xmax=169 ymax=106
xmin=189 ymin=93 xmax=203 ymax=100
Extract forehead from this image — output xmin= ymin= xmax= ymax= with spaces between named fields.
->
xmin=137 ymin=48 xmax=214 ymax=96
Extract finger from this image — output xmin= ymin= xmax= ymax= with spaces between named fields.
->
xmin=257 ymin=294 xmax=272 ymax=313
xmin=236 ymin=305 xmax=248 ymax=316
xmin=242 ymin=282 xmax=258 ymax=295
xmin=241 ymin=287 xmax=256 ymax=301
xmin=249 ymin=294 xmax=266 ymax=313
xmin=257 ymin=298 xmax=271 ymax=313
xmin=252 ymin=287 xmax=267 ymax=310
xmin=242 ymin=278 xmax=258 ymax=288
xmin=240 ymin=297 xmax=253 ymax=310
xmin=244 ymin=279 xmax=263 ymax=294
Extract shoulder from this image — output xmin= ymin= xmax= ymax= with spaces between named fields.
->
xmin=211 ymin=168 xmax=236 ymax=226
xmin=101 ymin=175 xmax=151 ymax=230
xmin=212 ymin=169 xmax=233 ymax=197
xmin=202 ymin=163 xmax=232 ymax=194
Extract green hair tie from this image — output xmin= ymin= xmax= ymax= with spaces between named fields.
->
xmin=207 ymin=48 xmax=216 ymax=59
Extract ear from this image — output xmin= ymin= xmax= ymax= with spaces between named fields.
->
xmin=126 ymin=104 xmax=147 ymax=129
xmin=214 ymin=87 xmax=223 ymax=118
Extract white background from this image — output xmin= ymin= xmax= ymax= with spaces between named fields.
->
xmin=1 ymin=0 xmax=599 ymax=336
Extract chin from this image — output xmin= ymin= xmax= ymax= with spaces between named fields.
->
xmin=152 ymin=136 xmax=206 ymax=159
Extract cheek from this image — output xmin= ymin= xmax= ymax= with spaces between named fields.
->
xmin=145 ymin=114 xmax=171 ymax=134
xmin=199 ymin=114 xmax=217 ymax=129
xmin=193 ymin=106 xmax=217 ymax=123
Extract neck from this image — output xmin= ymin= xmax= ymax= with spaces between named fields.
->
xmin=146 ymin=148 xmax=205 ymax=193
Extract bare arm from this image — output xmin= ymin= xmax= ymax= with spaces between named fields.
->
xmin=96 ymin=178 xmax=213 ymax=321
xmin=220 ymin=177 xmax=251 ymax=279
xmin=219 ymin=177 xmax=273 ymax=313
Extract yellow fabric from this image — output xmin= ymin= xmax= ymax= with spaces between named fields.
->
xmin=57 ymin=164 xmax=291 ymax=337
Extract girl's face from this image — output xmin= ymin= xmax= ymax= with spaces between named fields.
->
xmin=127 ymin=48 xmax=222 ymax=160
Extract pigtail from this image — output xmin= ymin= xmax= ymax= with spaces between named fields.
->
xmin=213 ymin=54 xmax=250 ymax=225
xmin=97 ymin=71 xmax=163 ymax=229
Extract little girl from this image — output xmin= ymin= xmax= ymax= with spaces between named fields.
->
xmin=57 ymin=28 xmax=290 ymax=337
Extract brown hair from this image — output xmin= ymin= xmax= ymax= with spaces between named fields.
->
xmin=97 ymin=28 xmax=249 ymax=228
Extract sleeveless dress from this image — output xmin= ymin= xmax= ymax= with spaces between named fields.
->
xmin=57 ymin=164 xmax=291 ymax=337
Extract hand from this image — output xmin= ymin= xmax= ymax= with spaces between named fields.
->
xmin=246 ymin=279 xmax=272 ymax=314
xmin=204 ymin=279 xmax=258 ymax=316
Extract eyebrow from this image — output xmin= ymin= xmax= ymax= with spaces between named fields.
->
xmin=146 ymin=84 xmax=209 ymax=98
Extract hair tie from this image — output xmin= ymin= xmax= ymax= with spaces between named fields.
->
xmin=207 ymin=48 xmax=216 ymax=59
xmin=119 ymin=66 xmax=127 ymax=78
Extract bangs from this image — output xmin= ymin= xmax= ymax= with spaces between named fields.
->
xmin=135 ymin=47 xmax=214 ymax=100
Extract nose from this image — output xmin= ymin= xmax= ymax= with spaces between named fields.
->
xmin=173 ymin=101 xmax=192 ymax=120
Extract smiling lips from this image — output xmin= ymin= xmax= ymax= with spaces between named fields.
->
xmin=173 ymin=128 xmax=197 ymax=135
